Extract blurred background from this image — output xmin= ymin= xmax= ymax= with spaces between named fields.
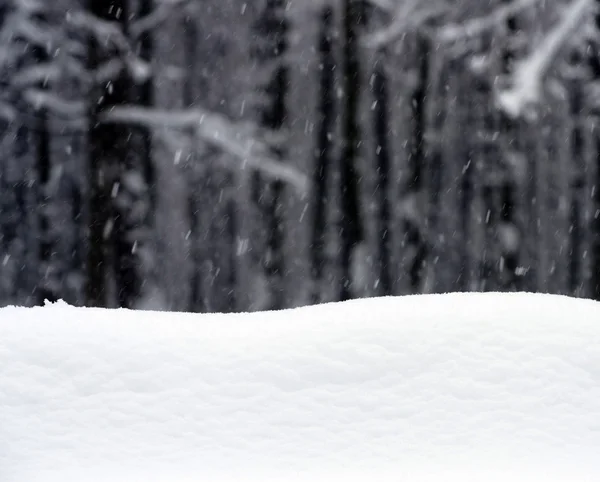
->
xmin=0 ymin=0 xmax=598 ymax=311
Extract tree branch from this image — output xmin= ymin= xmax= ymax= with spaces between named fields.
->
xmin=101 ymin=106 xmax=309 ymax=193
xmin=66 ymin=10 xmax=151 ymax=82
xmin=130 ymin=0 xmax=196 ymax=38
xmin=496 ymin=0 xmax=592 ymax=119
xmin=22 ymin=88 xmax=85 ymax=117
xmin=365 ymin=0 xmax=396 ymax=12
xmin=438 ymin=0 xmax=541 ymax=43
xmin=363 ymin=0 xmax=446 ymax=48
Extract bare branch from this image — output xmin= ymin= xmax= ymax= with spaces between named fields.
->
xmin=101 ymin=106 xmax=309 ymax=193
xmin=496 ymin=0 xmax=592 ymax=119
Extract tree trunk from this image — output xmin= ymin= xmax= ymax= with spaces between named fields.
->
xmin=311 ymin=5 xmax=334 ymax=304
xmin=32 ymin=39 xmax=55 ymax=305
xmin=339 ymin=0 xmax=365 ymax=301
xmin=404 ymin=32 xmax=429 ymax=294
xmin=182 ymin=14 xmax=207 ymax=313
xmin=138 ymin=0 xmax=156 ymax=214
xmin=87 ymin=0 xmax=138 ymax=307
xmin=425 ymin=50 xmax=446 ymax=294
xmin=498 ymin=0 xmax=523 ymax=292
xmin=589 ymin=3 xmax=600 ymax=300
xmin=457 ymin=62 xmax=474 ymax=291
xmin=372 ymin=50 xmax=392 ymax=296
xmin=568 ymin=68 xmax=585 ymax=295
xmin=252 ymin=0 xmax=289 ymax=310
xmin=224 ymin=190 xmax=238 ymax=312
xmin=592 ymin=131 xmax=600 ymax=301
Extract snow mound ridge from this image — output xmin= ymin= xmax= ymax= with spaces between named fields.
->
xmin=1 ymin=292 xmax=599 ymax=482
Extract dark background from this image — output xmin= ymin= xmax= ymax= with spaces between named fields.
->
xmin=0 ymin=0 xmax=598 ymax=311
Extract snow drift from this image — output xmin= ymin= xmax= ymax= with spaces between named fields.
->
xmin=1 ymin=293 xmax=599 ymax=482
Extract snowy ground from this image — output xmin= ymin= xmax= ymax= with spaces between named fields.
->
xmin=1 ymin=293 xmax=599 ymax=482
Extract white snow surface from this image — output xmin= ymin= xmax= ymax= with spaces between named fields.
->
xmin=1 ymin=293 xmax=600 ymax=482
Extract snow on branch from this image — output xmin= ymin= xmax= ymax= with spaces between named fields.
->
xmin=11 ymin=62 xmax=62 ymax=86
xmin=65 ymin=11 xmax=151 ymax=83
xmin=16 ymin=92 xmax=308 ymax=194
xmin=12 ymin=15 xmax=56 ymax=46
xmin=130 ymin=0 xmax=196 ymax=38
xmin=363 ymin=0 xmax=446 ymax=48
xmin=0 ymin=8 xmax=56 ymax=70
xmin=9 ymin=0 xmax=45 ymax=12
xmin=22 ymin=88 xmax=85 ymax=117
xmin=66 ymin=11 xmax=130 ymax=52
xmin=363 ymin=0 xmax=420 ymax=48
xmin=101 ymin=106 xmax=309 ymax=194
xmin=365 ymin=0 xmax=396 ymax=12
xmin=0 ymin=101 xmax=17 ymax=122
xmin=438 ymin=0 xmax=541 ymax=43
xmin=496 ymin=0 xmax=592 ymax=119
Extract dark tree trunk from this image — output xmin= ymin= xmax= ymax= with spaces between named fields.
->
xmin=86 ymin=7 xmax=114 ymax=307
xmin=426 ymin=53 xmax=447 ymax=293
xmin=589 ymin=5 xmax=600 ymax=300
xmin=138 ymin=0 xmax=156 ymax=213
xmin=111 ymin=2 xmax=144 ymax=309
xmin=523 ymin=120 xmax=540 ymax=293
xmin=373 ymin=51 xmax=392 ymax=296
xmin=593 ymin=132 xmax=600 ymax=301
xmin=252 ymin=0 xmax=288 ymax=310
xmin=404 ymin=32 xmax=429 ymax=293
xmin=478 ymin=64 xmax=502 ymax=292
xmin=568 ymin=71 xmax=585 ymax=295
xmin=311 ymin=5 xmax=334 ymax=304
xmin=339 ymin=0 xmax=365 ymax=301
xmin=87 ymin=0 xmax=137 ymax=307
xmin=35 ymin=106 xmax=53 ymax=304
xmin=225 ymin=193 xmax=237 ymax=312
xmin=458 ymin=68 xmax=474 ymax=292
xmin=32 ymin=40 xmax=55 ymax=305
xmin=183 ymin=14 xmax=205 ymax=313
xmin=498 ymin=0 xmax=522 ymax=291
xmin=464 ymin=66 xmax=488 ymax=292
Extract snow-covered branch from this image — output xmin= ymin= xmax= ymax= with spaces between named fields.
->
xmin=363 ymin=0 xmax=446 ymax=48
xmin=66 ymin=11 xmax=130 ymax=53
xmin=66 ymin=11 xmax=151 ymax=83
xmin=363 ymin=0 xmax=420 ymax=48
xmin=130 ymin=0 xmax=196 ymax=38
xmin=101 ymin=106 xmax=309 ymax=193
xmin=496 ymin=0 xmax=592 ymax=119
xmin=365 ymin=0 xmax=396 ymax=13
xmin=11 ymin=62 xmax=62 ymax=86
xmin=0 ymin=101 xmax=17 ymax=122
xmin=15 ymin=92 xmax=308 ymax=194
xmin=22 ymin=88 xmax=85 ymax=117
xmin=9 ymin=0 xmax=45 ymax=12
xmin=438 ymin=0 xmax=541 ymax=43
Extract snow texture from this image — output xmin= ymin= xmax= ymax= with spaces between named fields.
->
xmin=1 ymin=293 xmax=600 ymax=482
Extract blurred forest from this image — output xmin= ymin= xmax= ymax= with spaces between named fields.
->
xmin=0 ymin=0 xmax=599 ymax=311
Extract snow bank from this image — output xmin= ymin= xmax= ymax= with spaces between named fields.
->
xmin=1 ymin=293 xmax=599 ymax=482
